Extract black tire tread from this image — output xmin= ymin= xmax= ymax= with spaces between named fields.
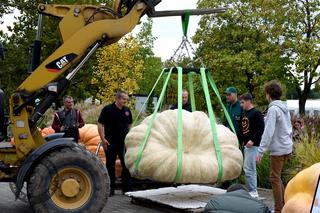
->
xmin=27 ymin=145 xmax=109 ymax=213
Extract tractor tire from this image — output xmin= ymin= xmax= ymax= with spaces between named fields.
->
xmin=27 ymin=145 xmax=109 ymax=213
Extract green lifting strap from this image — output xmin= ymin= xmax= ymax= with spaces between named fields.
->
xmin=188 ymin=72 xmax=196 ymax=111
xmin=133 ymin=68 xmax=166 ymax=126
xmin=200 ymin=68 xmax=223 ymax=182
xmin=174 ymin=67 xmax=183 ymax=182
xmin=134 ymin=68 xmax=173 ymax=175
xmin=159 ymin=73 xmax=168 ymax=110
xmin=181 ymin=11 xmax=190 ymax=36
xmin=207 ymin=73 xmax=238 ymax=139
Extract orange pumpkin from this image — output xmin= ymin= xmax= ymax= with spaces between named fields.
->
xmin=41 ymin=127 xmax=55 ymax=136
xmin=79 ymin=124 xmax=106 ymax=163
xmin=282 ymin=163 xmax=320 ymax=213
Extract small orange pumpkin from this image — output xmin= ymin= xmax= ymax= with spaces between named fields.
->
xmin=79 ymin=124 xmax=106 ymax=163
xmin=41 ymin=127 xmax=55 ymax=136
xmin=282 ymin=163 xmax=320 ymax=213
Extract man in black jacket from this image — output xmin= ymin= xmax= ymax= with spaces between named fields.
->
xmin=204 ymin=184 xmax=271 ymax=213
xmin=170 ymin=89 xmax=192 ymax=112
xmin=98 ymin=90 xmax=132 ymax=196
xmin=239 ymin=93 xmax=265 ymax=198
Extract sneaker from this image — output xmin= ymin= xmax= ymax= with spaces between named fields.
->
xmin=249 ymin=190 xmax=259 ymax=198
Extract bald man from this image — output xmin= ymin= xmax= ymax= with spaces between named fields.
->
xmin=170 ymin=89 xmax=192 ymax=112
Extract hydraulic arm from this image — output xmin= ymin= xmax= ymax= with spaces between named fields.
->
xmin=9 ymin=0 xmax=161 ymax=160
xmin=8 ymin=0 xmax=225 ymax=162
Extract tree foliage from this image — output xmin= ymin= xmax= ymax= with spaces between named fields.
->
xmin=136 ymin=18 xmax=163 ymax=96
xmin=275 ymin=0 xmax=320 ymax=114
xmin=195 ymin=0 xmax=320 ymax=113
xmin=194 ymin=0 xmax=292 ymax=108
xmin=92 ymin=35 xmax=144 ymax=103
xmin=0 ymin=0 xmax=110 ymax=103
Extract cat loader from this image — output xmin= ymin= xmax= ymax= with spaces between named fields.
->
xmin=0 ymin=0 xmax=225 ymax=212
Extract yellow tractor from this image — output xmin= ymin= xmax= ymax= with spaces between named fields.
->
xmin=0 ymin=0 xmax=224 ymax=212
xmin=0 ymin=1 xmax=162 ymax=212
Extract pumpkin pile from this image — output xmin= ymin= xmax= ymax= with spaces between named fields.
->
xmin=40 ymin=124 xmax=106 ymax=164
xmin=282 ymin=163 xmax=320 ymax=213
xmin=79 ymin=124 xmax=106 ymax=163
xmin=125 ymin=110 xmax=243 ymax=183
xmin=41 ymin=127 xmax=55 ymax=136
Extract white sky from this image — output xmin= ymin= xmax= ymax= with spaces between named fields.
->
xmin=0 ymin=0 xmax=200 ymax=60
xmin=133 ymin=0 xmax=200 ymax=60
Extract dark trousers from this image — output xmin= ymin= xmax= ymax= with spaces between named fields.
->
xmin=105 ymin=144 xmax=131 ymax=192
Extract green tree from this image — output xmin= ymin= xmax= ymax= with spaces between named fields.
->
xmin=272 ymin=0 xmax=320 ymax=114
xmin=194 ymin=0 xmax=291 ymax=108
xmin=136 ymin=18 xmax=163 ymax=96
xmin=195 ymin=0 xmax=320 ymax=114
xmin=0 ymin=0 xmax=110 ymax=102
xmin=92 ymin=35 xmax=144 ymax=103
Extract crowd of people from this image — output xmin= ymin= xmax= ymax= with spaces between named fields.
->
xmin=50 ymin=80 xmax=298 ymax=212
xmin=223 ymin=80 xmax=293 ymax=213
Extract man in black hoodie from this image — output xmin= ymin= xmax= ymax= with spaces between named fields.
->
xmin=239 ymin=93 xmax=265 ymax=198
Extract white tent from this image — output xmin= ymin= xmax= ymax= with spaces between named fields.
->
xmin=286 ymin=100 xmax=320 ymax=116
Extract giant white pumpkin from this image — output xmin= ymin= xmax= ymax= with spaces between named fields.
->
xmin=125 ymin=110 xmax=243 ymax=183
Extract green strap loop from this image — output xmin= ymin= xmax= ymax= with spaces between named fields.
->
xmin=174 ymin=67 xmax=183 ymax=182
xmin=133 ymin=68 xmax=166 ymax=126
xmin=182 ymin=11 xmax=190 ymax=36
xmin=134 ymin=68 xmax=173 ymax=175
xmin=188 ymin=72 xmax=196 ymax=111
xmin=207 ymin=73 xmax=237 ymax=139
xmin=200 ymin=68 xmax=223 ymax=182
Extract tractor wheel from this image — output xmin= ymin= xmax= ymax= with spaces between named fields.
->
xmin=27 ymin=145 xmax=109 ymax=213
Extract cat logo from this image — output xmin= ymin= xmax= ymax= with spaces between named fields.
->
xmin=45 ymin=53 xmax=77 ymax=73
xmin=56 ymin=56 xmax=69 ymax=69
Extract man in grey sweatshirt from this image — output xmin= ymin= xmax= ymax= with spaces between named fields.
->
xmin=256 ymin=80 xmax=293 ymax=213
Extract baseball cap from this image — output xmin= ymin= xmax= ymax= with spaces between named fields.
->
xmin=225 ymin=86 xmax=237 ymax=94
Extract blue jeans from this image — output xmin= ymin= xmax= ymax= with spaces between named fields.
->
xmin=243 ymin=146 xmax=258 ymax=192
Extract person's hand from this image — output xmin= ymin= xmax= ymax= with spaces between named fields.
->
xmin=102 ymin=138 xmax=110 ymax=149
xmin=246 ymin=140 xmax=254 ymax=148
xmin=256 ymin=154 xmax=262 ymax=164
xmin=60 ymin=126 xmax=65 ymax=131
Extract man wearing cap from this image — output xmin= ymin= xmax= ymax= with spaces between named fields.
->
xmin=224 ymin=86 xmax=242 ymax=139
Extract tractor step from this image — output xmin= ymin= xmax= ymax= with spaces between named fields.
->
xmin=0 ymin=142 xmax=13 ymax=148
